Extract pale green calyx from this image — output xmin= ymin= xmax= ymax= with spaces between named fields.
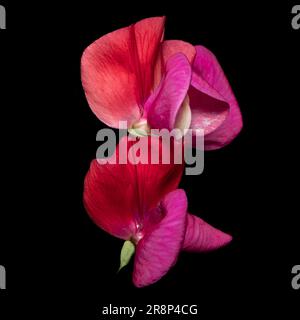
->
xmin=118 ymin=240 xmax=135 ymax=272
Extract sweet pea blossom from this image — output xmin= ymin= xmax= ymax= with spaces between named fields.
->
xmin=81 ymin=17 xmax=242 ymax=149
xmin=83 ymin=137 xmax=232 ymax=287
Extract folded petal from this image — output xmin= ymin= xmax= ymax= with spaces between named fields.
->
xmin=83 ymin=136 xmax=184 ymax=240
xmin=81 ymin=17 xmax=165 ymax=128
xmin=145 ymin=53 xmax=191 ymax=130
xmin=182 ymin=214 xmax=232 ymax=252
xmin=133 ymin=189 xmax=188 ymax=287
xmin=191 ymin=45 xmax=243 ymax=150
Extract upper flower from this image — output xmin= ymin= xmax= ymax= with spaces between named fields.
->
xmin=81 ymin=17 xmax=243 ymax=150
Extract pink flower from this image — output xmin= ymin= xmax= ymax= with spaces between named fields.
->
xmin=81 ymin=17 xmax=242 ymax=150
xmin=83 ymin=137 xmax=232 ymax=287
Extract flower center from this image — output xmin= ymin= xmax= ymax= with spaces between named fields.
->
xmin=131 ymin=231 xmax=144 ymax=245
xmin=129 ymin=119 xmax=151 ymax=137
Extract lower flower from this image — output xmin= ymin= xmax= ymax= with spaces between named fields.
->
xmin=83 ymin=136 xmax=232 ymax=287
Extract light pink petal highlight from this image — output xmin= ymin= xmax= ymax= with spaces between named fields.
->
xmin=133 ymin=189 xmax=188 ymax=287
xmin=183 ymin=214 xmax=232 ymax=252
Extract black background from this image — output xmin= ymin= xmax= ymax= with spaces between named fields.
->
xmin=0 ymin=1 xmax=299 ymax=318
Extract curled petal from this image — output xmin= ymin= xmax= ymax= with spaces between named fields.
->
xmin=133 ymin=189 xmax=188 ymax=287
xmin=191 ymin=45 xmax=243 ymax=150
xmin=145 ymin=53 xmax=192 ymax=130
xmin=183 ymin=214 xmax=232 ymax=252
xmin=81 ymin=17 xmax=165 ymax=128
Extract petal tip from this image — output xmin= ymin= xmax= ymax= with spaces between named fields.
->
xmin=183 ymin=214 xmax=233 ymax=252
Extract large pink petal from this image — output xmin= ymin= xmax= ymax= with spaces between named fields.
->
xmin=84 ymin=158 xmax=138 ymax=240
xmin=182 ymin=214 xmax=232 ymax=252
xmin=191 ymin=45 xmax=243 ymax=150
xmin=145 ymin=53 xmax=191 ymax=130
xmin=81 ymin=17 xmax=165 ymax=128
xmin=133 ymin=189 xmax=188 ymax=287
xmin=83 ymin=136 xmax=184 ymax=240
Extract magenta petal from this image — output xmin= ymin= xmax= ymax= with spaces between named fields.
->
xmin=182 ymin=214 xmax=232 ymax=252
xmin=191 ymin=45 xmax=243 ymax=150
xmin=145 ymin=53 xmax=191 ymax=130
xmin=133 ymin=189 xmax=188 ymax=287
